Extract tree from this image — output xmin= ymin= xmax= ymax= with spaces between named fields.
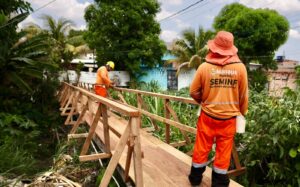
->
xmin=213 ymin=3 xmax=289 ymax=70
xmin=0 ymin=1 xmax=63 ymax=176
xmin=84 ymin=0 xmax=166 ymax=77
xmin=170 ymin=27 xmax=214 ymax=74
xmin=39 ymin=15 xmax=89 ymax=83
xmin=40 ymin=15 xmax=75 ymax=69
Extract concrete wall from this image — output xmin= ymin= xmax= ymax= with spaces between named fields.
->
xmin=178 ymin=69 xmax=196 ymax=90
xmin=138 ymin=67 xmax=196 ymax=90
xmin=60 ymin=70 xmax=130 ymax=87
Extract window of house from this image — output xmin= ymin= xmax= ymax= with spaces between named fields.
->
xmin=167 ymin=70 xmax=178 ymax=90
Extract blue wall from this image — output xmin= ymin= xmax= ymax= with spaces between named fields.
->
xmin=138 ymin=67 xmax=168 ymax=90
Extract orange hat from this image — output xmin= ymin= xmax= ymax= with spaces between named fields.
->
xmin=207 ymin=31 xmax=238 ymax=56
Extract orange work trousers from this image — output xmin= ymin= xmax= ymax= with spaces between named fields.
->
xmin=192 ymin=111 xmax=236 ymax=173
xmin=94 ymin=85 xmax=107 ymax=97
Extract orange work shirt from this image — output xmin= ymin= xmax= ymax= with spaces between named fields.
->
xmin=96 ymin=66 xmax=112 ymax=87
xmin=190 ymin=61 xmax=248 ymax=119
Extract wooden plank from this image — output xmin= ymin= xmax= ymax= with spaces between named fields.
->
xmin=165 ymin=102 xmax=191 ymax=144
xmin=100 ymin=125 xmax=131 ymax=187
xmin=164 ymin=99 xmax=171 ymax=144
xmin=130 ymin=117 xmax=144 ymax=187
xmin=124 ymin=144 xmax=134 ymax=182
xmin=138 ymin=95 xmax=159 ymax=131
xmin=68 ymin=133 xmax=88 ymax=140
xmin=79 ymin=153 xmax=111 ymax=162
xmin=61 ymin=87 xmax=72 ymax=108
xmin=109 ymin=98 xmax=196 ymax=134
xmin=61 ymin=92 xmax=74 ymax=116
xmin=101 ymin=104 xmax=111 ymax=153
xmin=140 ymin=109 xmax=197 ymax=134
xmin=63 ymin=83 xmax=243 ymax=187
xmin=70 ymin=103 xmax=88 ymax=134
xmin=80 ymin=104 xmax=102 ymax=156
xmin=65 ymin=91 xmax=81 ymax=125
xmin=232 ymin=143 xmax=242 ymax=169
xmin=82 ymin=104 xmax=243 ymax=187
xmin=169 ymin=141 xmax=187 ymax=147
xmin=227 ymin=167 xmax=246 ymax=177
xmin=70 ymin=85 xmax=139 ymax=117
xmin=59 ymin=85 xmax=68 ymax=102
xmin=113 ymin=87 xmax=198 ymax=105
xmin=117 ymin=92 xmax=128 ymax=104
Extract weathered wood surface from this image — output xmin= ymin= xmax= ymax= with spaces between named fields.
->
xmin=80 ymin=99 xmax=242 ymax=187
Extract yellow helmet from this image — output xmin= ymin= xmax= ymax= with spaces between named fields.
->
xmin=106 ymin=61 xmax=115 ymax=69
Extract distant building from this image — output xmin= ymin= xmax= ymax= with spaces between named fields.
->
xmin=66 ymin=53 xmax=130 ymax=87
xmin=70 ymin=53 xmax=97 ymax=72
xmin=138 ymin=52 xmax=196 ymax=90
xmin=267 ymin=56 xmax=298 ymax=97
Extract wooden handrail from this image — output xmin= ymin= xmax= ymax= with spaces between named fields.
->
xmin=60 ymin=82 xmax=144 ymax=186
xmin=64 ymin=82 xmax=139 ymax=117
xmin=113 ymin=87 xmax=198 ymax=105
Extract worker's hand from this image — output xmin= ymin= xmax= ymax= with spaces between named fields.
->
xmin=109 ymin=81 xmax=115 ymax=88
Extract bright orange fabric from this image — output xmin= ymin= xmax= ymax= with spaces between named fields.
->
xmin=189 ymin=61 xmax=248 ymax=119
xmin=192 ymin=111 xmax=236 ymax=170
xmin=94 ymin=85 xmax=107 ymax=97
xmin=96 ymin=66 xmax=112 ymax=87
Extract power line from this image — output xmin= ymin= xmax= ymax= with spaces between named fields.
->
xmin=0 ymin=0 xmax=57 ymax=29
xmin=159 ymin=0 xmax=205 ymax=22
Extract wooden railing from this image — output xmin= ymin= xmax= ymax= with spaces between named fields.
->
xmin=58 ymin=82 xmax=143 ymax=187
xmin=76 ymin=82 xmax=246 ymax=177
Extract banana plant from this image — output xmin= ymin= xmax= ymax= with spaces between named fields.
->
xmin=0 ymin=12 xmax=57 ymax=93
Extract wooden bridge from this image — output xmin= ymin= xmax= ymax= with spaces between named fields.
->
xmin=58 ymin=82 xmax=245 ymax=187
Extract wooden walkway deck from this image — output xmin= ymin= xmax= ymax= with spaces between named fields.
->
xmin=60 ymin=82 xmax=243 ymax=187
xmin=82 ymin=99 xmax=242 ymax=187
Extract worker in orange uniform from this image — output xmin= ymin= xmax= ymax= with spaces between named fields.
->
xmin=94 ymin=61 xmax=115 ymax=97
xmin=188 ymin=31 xmax=248 ymax=187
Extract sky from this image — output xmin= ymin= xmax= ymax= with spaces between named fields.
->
xmin=19 ymin=0 xmax=300 ymax=62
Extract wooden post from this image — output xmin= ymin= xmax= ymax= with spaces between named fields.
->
xmin=99 ymin=125 xmax=131 ymax=187
xmin=80 ymin=104 xmax=102 ymax=156
xmin=165 ymin=102 xmax=191 ymax=144
xmin=130 ymin=116 xmax=143 ymax=186
xmin=118 ymin=92 xmax=128 ymax=105
xmin=61 ymin=92 xmax=74 ymax=116
xmin=164 ymin=99 xmax=171 ymax=144
xmin=65 ymin=91 xmax=81 ymax=125
xmin=124 ymin=143 xmax=134 ymax=182
xmin=138 ymin=96 xmax=159 ymax=131
xmin=60 ymin=87 xmax=71 ymax=108
xmin=59 ymin=84 xmax=67 ymax=102
xmin=137 ymin=93 xmax=142 ymax=110
xmin=227 ymin=143 xmax=246 ymax=176
xmin=70 ymin=102 xmax=88 ymax=134
xmin=101 ymin=104 xmax=111 ymax=153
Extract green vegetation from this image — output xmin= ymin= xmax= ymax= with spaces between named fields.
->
xmin=211 ymin=3 xmax=290 ymax=92
xmin=235 ymin=88 xmax=300 ymax=186
xmin=213 ymin=3 xmax=289 ymax=70
xmin=0 ymin=0 xmax=298 ymax=186
xmin=113 ymin=81 xmax=300 ymax=186
xmin=0 ymin=0 xmax=63 ymax=177
xmin=84 ymin=0 xmax=166 ymax=77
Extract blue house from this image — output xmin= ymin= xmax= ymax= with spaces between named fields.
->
xmin=138 ymin=53 xmax=196 ymax=90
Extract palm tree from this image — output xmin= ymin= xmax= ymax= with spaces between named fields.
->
xmin=40 ymin=15 xmax=90 ymax=82
xmin=169 ymin=27 xmax=214 ymax=75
